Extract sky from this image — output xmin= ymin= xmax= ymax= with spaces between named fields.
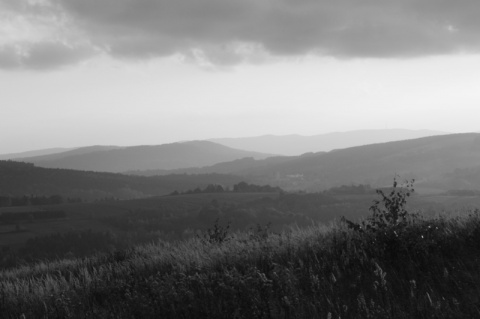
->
xmin=1 ymin=0 xmax=480 ymax=154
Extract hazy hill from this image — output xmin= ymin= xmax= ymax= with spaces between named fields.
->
xmin=16 ymin=145 xmax=123 ymax=162
xmin=210 ymin=129 xmax=448 ymax=155
xmin=127 ymin=155 xmax=300 ymax=176
xmin=0 ymin=147 xmax=75 ymax=160
xmin=153 ymin=133 xmax=480 ymax=192
xmin=263 ymin=133 xmax=480 ymax=191
xmin=18 ymin=141 xmax=274 ymax=173
xmin=0 ymin=161 xmax=245 ymax=200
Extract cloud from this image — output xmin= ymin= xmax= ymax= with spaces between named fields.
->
xmin=2 ymin=42 xmax=95 ymax=69
xmin=0 ymin=0 xmax=96 ymax=69
xmin=2 ymin=0 xmax=480 ymax=69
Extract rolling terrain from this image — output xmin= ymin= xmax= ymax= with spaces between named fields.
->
xmin=210 ymin=129 xmax=447 ymax=155
xmin=0 ymin=161 xmax=245 ymax=200
xmin=2 ymin=140 xmax=480 ymax=318
xmin=2 ymin=185 xmax=480 ymax=318
xmin=149 ymin=133 xmax=480 ymax=193
xmin=0 ymin=180 xmax=475 ymax=266
xmin=0 ymin=147 xmax=75 ymax=160
xmin=17 ymin=141 xmax=274 ymax=173
xmin=15 ymin=145 xmax=123 ymax=162
xmin=0 ymin=191 xmax=282 ymax=249
xmin=127 ymin=155 xmax=298 ymax=176
xmin=10 ymin=132 xmax=478 ymax=196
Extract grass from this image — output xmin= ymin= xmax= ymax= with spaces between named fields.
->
xmin=1 ymin=189 xmax=476 ymax=249
xmin=2 ymin=181 xmax=480 ymax=319
xmin=0 ymin=192 xmax=280 ymax=248
xmin=1 ymin=209 xmax=480 ymax=318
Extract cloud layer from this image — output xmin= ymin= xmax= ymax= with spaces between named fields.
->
xmin=2 ymin=0 xmax=480 ymax=69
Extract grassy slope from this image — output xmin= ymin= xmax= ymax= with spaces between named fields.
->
xmin=1 ymin=210 xmax=480 ymax=318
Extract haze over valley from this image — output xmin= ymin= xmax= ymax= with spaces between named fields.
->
xmin=209 ymin=129 xmax=448 ymax=156
xmin=3 ymin=130 xmax=480 ymax=199
xmin=2 ymin=0 xmax=480 ymax=317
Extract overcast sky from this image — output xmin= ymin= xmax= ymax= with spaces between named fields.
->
xmin=1 ymin=0 xmax=480 ymax=154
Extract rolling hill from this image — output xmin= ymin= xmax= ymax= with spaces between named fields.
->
xmin=147 ymin=133 xmax=480 ymax=192
xmin=0 ymin=147 xmax=75 ymax=160
xmin=127 ymin=155 xmax=300 ymax=176
xmin=17 ymin=141 xmax=274 ymax=173
xmin=15 ymin=145 xmax=123 ymax=162
xmin=0 ymin=161 xmax=246 ymax=200
xmin=209 ymin=129 xmax=448 ymax=155
xmin=7 ymin=133 xmax=480 ymax=196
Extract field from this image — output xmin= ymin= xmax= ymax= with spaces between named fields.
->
xmin=1 ymin=199 xmax=480 ymax=318
xmin=2 ymin=181 xmax=480 ymax=317
xmin=1 ymin=189 xmax=478 ymax=256
xmin=0 ymin=192 xmax=279 ymax=247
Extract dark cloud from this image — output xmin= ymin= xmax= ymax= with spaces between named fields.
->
xmin=0 ymin=42 xmax=95 ymax=70
xmin=23 ymin=42 xmax=94 ymax=69
xmin=0 ymin=46 xmax=20 ymax=69
xmin=3 ymin=0 xmax=480 ymax=68
xmin=0 ymin=0 xmax=95 ymax=69
xmin=56 ymin=0 xmax=480 ymax=57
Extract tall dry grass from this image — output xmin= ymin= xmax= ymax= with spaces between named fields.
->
xmin=0 ymin=209 xmax=480 ymax=318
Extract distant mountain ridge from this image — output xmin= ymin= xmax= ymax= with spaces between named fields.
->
xmin=209 ymin=129 xmax=449 ymax=155
xmin=5 ymin=133 xmax=480 ymax=196
xmin=16 ymin=146 xmax=123 ymax=162
xmin=18 ymin=141 xmax=274 ymax=173
xmin=0 ymin=148 xmax=75 ymax=160
xmin=138 ymin=133 xmax=480 ymax=193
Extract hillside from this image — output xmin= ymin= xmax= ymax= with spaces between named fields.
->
xmin=2 ymin=178 xmax=476 ymax=263
xmin=0 ymin=161 xmax=245 ymax=200
xmin=127 ymin=155 xmax=298 ymax=176
xmin=16 ymin=145 xmax=123 ymax=162
xmin=18 ymin=141 xmax=274 ymax=173
xmin=1 ymin=194 xmax=480 ymax=318
xmin=151 ymin=133 xmax=480 ymax=192
xmin=0 ymin=147 xmax=75 ymax=160
xmin=210 ymin=129 xmax=447 ymax=155
xmin=262 ymin=132 xmax=480 ymax=191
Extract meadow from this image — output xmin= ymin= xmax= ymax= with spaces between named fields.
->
xmin=1 ymin=181 xmax=480 ymax=318
xmin=0 ymin=192 xmax=281 ymax=248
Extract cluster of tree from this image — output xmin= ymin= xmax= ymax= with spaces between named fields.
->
xmin=0 ymin=210 xmax=66 ymax=223
xmin=171 ymin=182 xmax=283 ymax=196
xmin=171 ymin=184 xmax=227 ymax=195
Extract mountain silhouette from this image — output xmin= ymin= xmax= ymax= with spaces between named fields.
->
xmin=210 ymin=129 xmax=448 ymax=155
xmin=18 ymin=141 xmax=274 ymax=173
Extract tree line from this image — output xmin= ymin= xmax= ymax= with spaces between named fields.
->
xmin=171 ymin=181 xmax=283 ymax=195
xmin=0 ymin=194 xmax=82 ymax=207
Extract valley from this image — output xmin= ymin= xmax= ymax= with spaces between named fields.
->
xmin=2 ymin=132 xmax=480 ymax=318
